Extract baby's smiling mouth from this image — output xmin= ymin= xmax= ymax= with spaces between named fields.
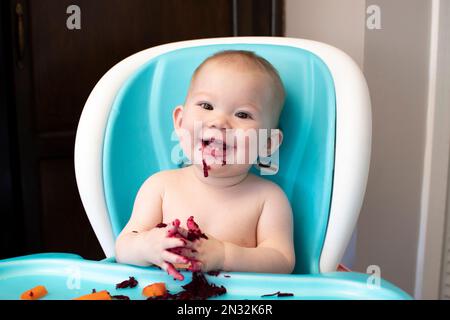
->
xmin=200 ymin=137 xmax=234 ymax=151
xmin=199 ymin=136 xmax=235 ymax=171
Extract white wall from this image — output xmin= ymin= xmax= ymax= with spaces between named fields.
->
xmin=286 ymin=0 xmax=434 ymax=297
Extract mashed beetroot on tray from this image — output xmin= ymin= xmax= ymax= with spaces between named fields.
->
xmin=147 ymin=271 xmax=226 ymax=300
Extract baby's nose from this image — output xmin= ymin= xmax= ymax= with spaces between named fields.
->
xmin=208 ymin=116 xmax=231 ymax=130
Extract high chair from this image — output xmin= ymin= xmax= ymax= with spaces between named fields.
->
xmin=0 ymin=37 xmax=411 ymax=299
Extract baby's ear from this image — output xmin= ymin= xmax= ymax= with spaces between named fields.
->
xmin=266 ymin=129 xmax=283 ymax=156
xmin=173 ymin=105 xmax=184 ymax=130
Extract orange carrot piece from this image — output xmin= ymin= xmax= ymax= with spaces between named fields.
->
xmin=20 ymin=285 xmax=48 ymax=300
xmin=142 ymin=283 xmax=167 ymax=297
xmin=74 ymin=290 xmax=112 ymax=300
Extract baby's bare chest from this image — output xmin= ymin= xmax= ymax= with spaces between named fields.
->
xmin=161 ymin=186 xmax=263 ymax=248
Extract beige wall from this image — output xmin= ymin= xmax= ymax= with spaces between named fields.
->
xmin=286 ymin=0 xmax=433 ymax=296
xmin=356 ymin=0 xmax=431 ymax=296
xmin=285 ymin=0 xmax=366 ymax=68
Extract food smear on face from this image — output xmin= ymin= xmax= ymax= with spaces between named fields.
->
xmin=222 ymin=141 xmax=227 ymax=166
xmin=201 ymin=136 xmax=228 ymax=172
xmin=202 ymin=159 xmax=210 ymax=177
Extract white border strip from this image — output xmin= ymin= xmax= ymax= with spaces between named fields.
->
xmin=75 ymin=37 xmax=371 ymax=266
xmin=415 ymin=0 xmax=450 ymax=299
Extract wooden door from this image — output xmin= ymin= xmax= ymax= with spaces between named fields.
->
xmin=1 ymin=0 xmax=284 ymax=260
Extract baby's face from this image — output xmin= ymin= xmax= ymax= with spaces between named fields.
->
xmin=174 ymin=61 xmax=280 ymax=177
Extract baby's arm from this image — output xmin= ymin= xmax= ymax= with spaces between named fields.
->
xmin=222 ymin=184 xmax=295 ymax=273
xmin=115 ymin=172 xmax=188 ymax=274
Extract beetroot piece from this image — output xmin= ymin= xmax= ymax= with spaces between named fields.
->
xmin=261 ymin=291 xmax=294 ymax=297
xmin=277 ymin=292 xmax=294 ymax=297
xmin=116 ymin=276 xmax=138 ymax=289
xmin=186 ymin=216 xmax=208 ymax=241
xmin=147 ymin=272 xmax=226 ymax=300
xmin=112 ymin=295 xmax=130 ymax=300
xmin=207 ymin=270 xmax=221 ymax=277
xmin=155 ymin=223 xmax=167 ymax=228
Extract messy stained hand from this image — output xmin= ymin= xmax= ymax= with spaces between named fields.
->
xmin=183 ymin=233 xmax=226 ymax=273
xmin=163 ymin=216 xmax=225 ymax=273
xmin=140 ymin=221 xmax=193 ymax=281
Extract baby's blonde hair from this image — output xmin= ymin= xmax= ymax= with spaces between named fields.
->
xmin=191 ymin=50 xmax=286 ymax=124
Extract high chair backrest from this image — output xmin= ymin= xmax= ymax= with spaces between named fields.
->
xmin=75 ymin=37 xmax=371 ymax=274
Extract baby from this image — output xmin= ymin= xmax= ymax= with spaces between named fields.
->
xmin=115 ymin=50 xmax=295 ymax=279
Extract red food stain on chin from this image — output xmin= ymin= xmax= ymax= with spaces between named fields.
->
xmin=201 ymin=140 xmax=210 ymax=177
xmin=222 ymin=142 xmax=226 ymax=166
xmin=202 ymin=159 xmax=210 ymax=177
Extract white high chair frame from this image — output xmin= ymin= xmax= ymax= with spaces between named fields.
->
xmin=74 ymin=37 xmax=371 ymax=273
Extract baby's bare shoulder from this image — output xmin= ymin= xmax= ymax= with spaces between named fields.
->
xmin=247 ymin=173 xmax=288 ymax=201
xmin=140 ymin=168 xmax=182 ymax=192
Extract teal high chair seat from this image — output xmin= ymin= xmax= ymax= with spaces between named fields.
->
xmin=76 ymin=37 xmax=370 ymax=275
xmin=0 ymin=37 xmax=411 ymax=299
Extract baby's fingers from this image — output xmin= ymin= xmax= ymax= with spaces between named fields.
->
xmin=162 ymin=250 xmax=189 ymax=265
xmin=163 ymin=237 xmax=189 ymax=249
xmin=161 ymin=261 xmax=184 ymax=281
xmin=166 ymin=219 xmax=181 ymax=237
xmin=173 ymin=226 xmax=189 ymax=239
xmin=168 ymin=247 xmax=197 ymax=259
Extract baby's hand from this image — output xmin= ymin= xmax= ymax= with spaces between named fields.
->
xmin=184 ymin=233 xmax=225 ymax=272
xmin=140 ymin=223 xmax=192 ymax=280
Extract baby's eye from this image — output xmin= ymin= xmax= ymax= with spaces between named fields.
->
xmin=199 ymin=102 xmax=213 ymax=110
xmin=235 ymin=111 xmax=252 ymax=119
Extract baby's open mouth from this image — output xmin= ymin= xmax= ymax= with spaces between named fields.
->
xmin=199 ymin=137 xmax=234 ymax=177
xmin=200 ymin=137 xmax=234 ymax=155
